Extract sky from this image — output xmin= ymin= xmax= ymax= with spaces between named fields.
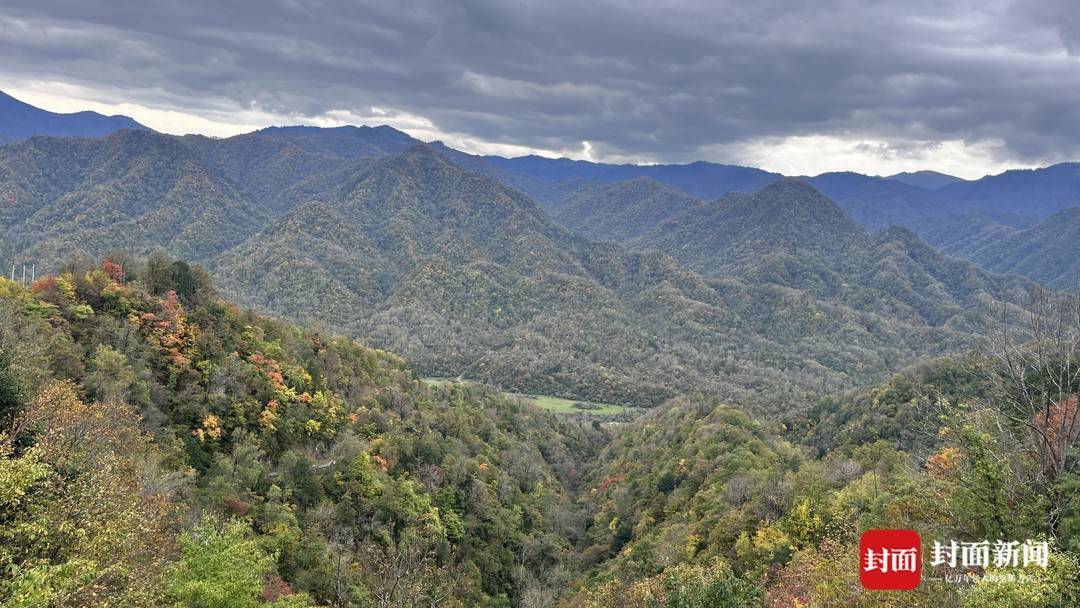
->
xmin=1 ymin=0 xmax=1078 ymax=179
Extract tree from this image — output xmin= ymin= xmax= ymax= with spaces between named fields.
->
xmin=166 ymin=518 xmax=310 ymax=608
xmin=145 ymin=250 xmax=176 ymax=295
xmin=0 ymin=382 xmax=177 ymax=607
xmin=581 ymin=562 xmax=760 ymax=608
xmin=85 ymin=344 xmax=137 ymax=403
xmin=0 ymin=349 xmax=22 ymax=433
xmin=357 ymin=530 xmax=459 ymax=608
xmin=988 ymin=290 xmax=1080 ymax=530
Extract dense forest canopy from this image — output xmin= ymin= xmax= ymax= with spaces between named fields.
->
xmin=0 ymin=131 xmax=1041 ymax=411
xmin=1 ymin=106 xmax=1080 ymax=607
xmin=0 ymin=255 xmax=610 ymax=606
xmin=0 ymin=255 xmax=1077 ymax=607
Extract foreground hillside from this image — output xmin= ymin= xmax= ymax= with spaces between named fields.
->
xmin=570 ymin=362 xmax=1080 ymax=607
xmin=2 ymin=255 xmax=1077 ymax=607
xmin=0 ymin=256 xmax=606 ymax=606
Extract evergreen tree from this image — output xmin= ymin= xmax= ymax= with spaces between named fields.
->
xmin=0 ymin=348 xmax=23 ymax=430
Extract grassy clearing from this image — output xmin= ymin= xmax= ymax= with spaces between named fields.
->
xmin=509 ymin=393 xmax=629 ymax=416
xmin=421 ymin=377 xmax=634 ymax=418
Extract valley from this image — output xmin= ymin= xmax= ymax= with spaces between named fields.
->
xmin=1 ymin=90 xmax=1079 ymax=608
xmin=0 ymin=127 xmax=1042 ymax=413
xmin=421 ymin=377 xmax=636 ymax=419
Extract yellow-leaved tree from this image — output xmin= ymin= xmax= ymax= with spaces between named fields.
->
xmin=0 ymin=381 xmax=183 ymax=607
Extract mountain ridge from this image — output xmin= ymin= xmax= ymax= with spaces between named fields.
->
xmin=0 ymin=90 xmax=149 ymax=144
xmin=547 ymin=176 xmax=705 ymax=242
xmin=887 ymin=169 xmax=966 ymax=189
xmin=0 ymin=125 xmax=1039 ymax=409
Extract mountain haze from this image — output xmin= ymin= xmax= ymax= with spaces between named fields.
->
xmin=0 ymin=90 xmax=148 ymax=144
xmin=0 ymin=125 xmax=1040 ymax=410
xmin=929 ymin=206 xmax=1080 ymax=288
xmin=887 ymin=170 xmax=965 ymax=189
xmin=547 ymin=177 xmax=705 ymax=242
xmin=0 ymin=130 xmax=267 ymax=266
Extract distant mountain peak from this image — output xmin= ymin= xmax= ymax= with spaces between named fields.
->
xmin=765 ymin=176 xmax=828 ymax=195
xmin=251 ymin=123 xmax=421 ymax=158
xmin=750 ymin=179 xmax=859 ymax=224
xmin=631 ymin=179 xmax=865 ymax=281
xmin=255 ymin=123 xmax=410 ymax=137
xmin=886 ymin=170 xmax=965 ymax=190
xmin=0 ymin=90 xmax=149 ymax=144
xmin=381 ymin=143 xmax=460 ymax=171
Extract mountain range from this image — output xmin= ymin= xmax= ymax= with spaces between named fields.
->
xmin=430 ymin=140 xmax=1080 ymax=290
xmin=886 ymin=170 xmax=967 ymax=189
xmin=0 ymin=90 xmax=148 ymax=143
xmin=6 ymin=91 xmax=1080 ymax=408
xmin=0 ymin=121 xmax=1036 ymax=411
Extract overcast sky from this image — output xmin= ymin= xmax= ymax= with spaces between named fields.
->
xmin=1 ymin=0 xmax=1078 ymax=178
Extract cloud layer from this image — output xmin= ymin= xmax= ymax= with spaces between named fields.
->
xmin=1 ymin=0 xmax=1077 ymax=176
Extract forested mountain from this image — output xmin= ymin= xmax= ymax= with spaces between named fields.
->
xmin=469 ymin=152 xmax=1080 ymax=278
xmin=634 ymin=180 xmax=864 ymax=275
xmin=626 ymin=181 xmax=1036 ymax=384
xmin=0 ymin=259 xmax=606 ymax=606
xmin=1 ymin=123 xmax=1078 ymax=607
xmin=209 ymin=145 xmax=774 ymax=407
xmin=0 ymin=130 xmax=268 ymax=267
xmin=5 ymin=257 xmax=1076 ymax=607
xmin=802 ymin=172 xmax=943 ymax=230
xmin=886 ymin=170 xmax=965 ymax=189
xmin=933 ymin=162 xmax=1080 ymax=219
xmin=494 ymin=156 xmax=781 ymax=200
xmin=430 ymin=147 xmax=781 ymax=202
xmin=0 ymin=126 xmax=416 ymax=268
xmin=546 ymin=177 xmax=704 ymax=242
xmin=181 ymin=125 xmax=419 ymax=218
xmin=0 ymin=90 xmax=149 ymax=144
xmin=926 ymin=206 xmax=1080 ymax=289
xmin=802 ymin=165 xmax=1080 ymax=239
xmin=569 ymin=348 xmax=1080 ymax=607
xmin=0 ymin=130 xmax=1038 ymax=411
xmin=253 ymin=125 xmax=422 ymax=158
xmin=8 ymin=91 xmax=1080 ymax=275
xmin=207 ymin=149 xmax=1031 ymax=410
xmin=632 ymin=180 xmax=1026 ymax=322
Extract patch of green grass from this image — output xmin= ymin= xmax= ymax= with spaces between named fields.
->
xmin=509 ymin=393 xmax=629 ymax=416
xmin=420 ymin=377 xmax=634 ymax=418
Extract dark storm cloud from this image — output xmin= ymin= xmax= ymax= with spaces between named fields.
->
xmin=0 ymin=0 xmax=1077 ymax=164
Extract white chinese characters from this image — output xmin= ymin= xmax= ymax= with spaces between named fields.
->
xmin=930 ymin=539 xmax=1048 ymax=569
xmin=864 ymin=547 xmax=919 ymax=573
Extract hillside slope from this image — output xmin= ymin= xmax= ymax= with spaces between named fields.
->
xmin=211 ymin=150 xmax=1027 ymax=410
xmin=547 ymin=177 xmax=704 ymax=242
xmin=0 ymin=130 xmax=1035 ymax=411
xmin=0 ymin=259 xmax=605 ymax=606
xmin=931 ymin=206 xmax=1080 ymax=288
xmin=0 ymin=130 xmax=268 ymax=266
